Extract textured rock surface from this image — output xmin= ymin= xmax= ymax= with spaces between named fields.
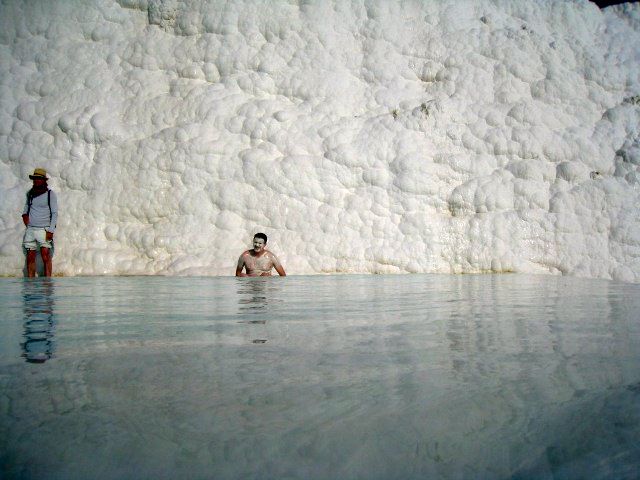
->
xmin=1 ymin=0 xmax=639 ymax=279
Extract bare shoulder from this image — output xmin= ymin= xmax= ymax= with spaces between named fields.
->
xmin=266 ymin=251 xmax=282 ymax=263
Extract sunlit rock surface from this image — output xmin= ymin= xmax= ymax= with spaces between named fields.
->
xmin=1 ymin=0 xmax=639 ymax=279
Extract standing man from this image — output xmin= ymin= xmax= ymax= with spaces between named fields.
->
xmin=236 ymin=233 xmax=286 ymax=277
xmin=22 ymin=168 xmax=58 ymax=277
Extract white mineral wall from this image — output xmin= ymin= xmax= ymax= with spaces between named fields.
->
xmin=1 ymin=0 xmax=639 ymax=279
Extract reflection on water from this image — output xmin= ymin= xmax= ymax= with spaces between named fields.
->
xmin=236 ymin=278 xmax=285 ymax=341
xmin=236 ymin=277 xmax=270 ymax=315
xmin=236 ymin=277 xmax=284 ymax=314
xmin=21 ymin=279 xmax=56 ymax=363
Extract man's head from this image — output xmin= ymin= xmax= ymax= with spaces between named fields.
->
xmin=253 ymin=233 xmax=268 ymax=252
xmin=29 ymin=168 xmax=48 ymax=188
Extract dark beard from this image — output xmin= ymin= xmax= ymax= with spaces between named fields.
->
xmin=29 ymin=184 xmax=48 ymax=197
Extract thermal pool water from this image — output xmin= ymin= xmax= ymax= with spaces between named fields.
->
xmin=1 ymin=273 xmax=639 ymax=479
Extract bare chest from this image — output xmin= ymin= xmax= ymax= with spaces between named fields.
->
xmin=244 ymin=253 xmax=273 ymax=272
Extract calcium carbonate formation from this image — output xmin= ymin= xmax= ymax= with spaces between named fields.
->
xmin=1 ymin=0 xmax=639 ymax=280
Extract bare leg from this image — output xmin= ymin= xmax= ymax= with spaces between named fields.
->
xmin=40 ymin=247 xmax=52 ymax=277
xmin=26 ymin=250 xmax=37 ymax=277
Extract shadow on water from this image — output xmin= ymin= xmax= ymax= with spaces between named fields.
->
xmin=21 ymin=278 xmax=56 ymax=363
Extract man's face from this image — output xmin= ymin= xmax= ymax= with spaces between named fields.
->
xmin=32 ymin=178 xmax=46 ymax=188
xmin=252 ymin=237 xmax=266 ymax=252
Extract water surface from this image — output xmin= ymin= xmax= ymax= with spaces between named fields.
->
xmin=1 ymin=274 xmax=639 ymax=479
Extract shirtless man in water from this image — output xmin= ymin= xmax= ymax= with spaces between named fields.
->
xmin=235 ymin=233 xmax=286 ymax=277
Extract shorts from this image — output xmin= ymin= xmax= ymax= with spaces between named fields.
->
xmin=23 ymin=227 xmax=53 ymax=250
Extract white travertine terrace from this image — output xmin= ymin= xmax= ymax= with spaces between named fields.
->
xmin=0 ymin=0 xmax=639 ymax=279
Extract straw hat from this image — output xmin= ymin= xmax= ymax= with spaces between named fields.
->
xmin=29 ymin=168 xmax=48 ymax=180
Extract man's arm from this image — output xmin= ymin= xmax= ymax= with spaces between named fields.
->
xmin=47 ymin=191 xmax=58 ymax=234
xmin=235 ymin=254 xmax=247 ymax=277
xmin=271 ymin=254 xmax=286 ymax=276
xmin=45 ymin=191 xmax=58 ymax=241
xmin=22 ymin=193 xmax=29 ymax=226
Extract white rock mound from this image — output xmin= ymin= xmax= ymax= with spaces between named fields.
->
xmin=0 ymin=0 xmax=639 ymax=280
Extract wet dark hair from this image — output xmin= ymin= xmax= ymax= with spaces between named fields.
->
xmin=254 ymin=232 xmax=267 ymax=243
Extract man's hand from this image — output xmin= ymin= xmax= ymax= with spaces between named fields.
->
xmin=46 ymin=231 xmax=54 ymax=241
xmin=22 ymin=214 xmax=29 ymax=226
